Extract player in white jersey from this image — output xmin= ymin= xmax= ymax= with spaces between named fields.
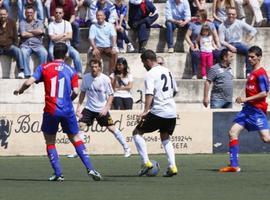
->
xmin=76 ymin=59 xmax=131 ymax=157
xmin=133 ymin=50 xmax=178 ymax=177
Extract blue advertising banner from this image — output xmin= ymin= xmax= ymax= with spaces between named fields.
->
xmin=213 ymin=111 xmax=270 ymax=153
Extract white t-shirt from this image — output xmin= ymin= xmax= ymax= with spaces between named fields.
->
xmin=200 ymin=35 xmax=214 ymax=53
xmin=144 ymin=65 xmax=177 ymax=118
xmin=48 ymin=20 xmax=72 ymax=46
xmin=80 ymin=73 xmax=114 ymax=112
xmin=110 ymin=73 xmax=133 ymax=98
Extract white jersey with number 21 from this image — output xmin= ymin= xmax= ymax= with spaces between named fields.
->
xmin=144 ymin=65 xmax=177 ymax=118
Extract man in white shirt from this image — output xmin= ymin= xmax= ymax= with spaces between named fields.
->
xmin=133 ymin=49 xmax=178 ymax=177
xmin=76 ymin=58 xmax=131 ymax=157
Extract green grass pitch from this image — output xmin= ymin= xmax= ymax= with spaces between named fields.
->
xmin=0 ymin=154 xmax=269 ymax=200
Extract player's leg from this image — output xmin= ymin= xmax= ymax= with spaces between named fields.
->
xmin=259 ymin=129 xmax=270 ymax=143
xmin=99 ymin=113 xmax=131 ymax=157
xmin=219 ymin=123 xmax=244 ymax=172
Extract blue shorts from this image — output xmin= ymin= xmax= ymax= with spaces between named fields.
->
xmin=233 ymin=104 xmax=269 ymax=131
xmin=41 ymin=112 xmax=79 ymax=135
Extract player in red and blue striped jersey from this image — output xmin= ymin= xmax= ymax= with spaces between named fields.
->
xmin=220 ymin=46 xmax=270 ymax=172
xmin=14 ymin=43 xmax=102 ymax=181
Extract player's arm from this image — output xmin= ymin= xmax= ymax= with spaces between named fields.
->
xmin=76 ymin=91 xmax=86 ymax=118
xmin=13 ymin=77 xmax=36 ymax=95
xmin=71 ymin=87 xmax=79 ymax=101
xmin=143 ymin=94 xmax=153 ymax=116
xmin=236 ymin=91 xmax=268 ymax=103
xmin=203 ymin=80 xmax=211 ymax=107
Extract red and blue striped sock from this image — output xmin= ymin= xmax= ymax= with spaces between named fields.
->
xmin=47 ymin=144 xmax=62 ymax=177
xmin=73 ymin=140 xmax=94 ymax=171
xmin=229 ymin=139 xmax=239 ymax=167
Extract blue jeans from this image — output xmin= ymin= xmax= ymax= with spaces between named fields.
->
xmin=17 ymin=0 xmax=44 ymax=21
xmin=21 ymin=46 xmax=48 ymax=76
xmin=49 ymin=43 xmax=82 ymax=73
xmin=165 ymin=20 xmax=187 ymax=48
xmin=71 ymin=21 xmax=80 ymax=48
xmin=210 ymin=99 xmax=232 ymax=109
xmin=264 ymin=0 xmax=270 ymax=21
xmin=3 ymin=0 xmax=12 ymax=16
xmin=0 ymin=45 xmax=24 ymax=71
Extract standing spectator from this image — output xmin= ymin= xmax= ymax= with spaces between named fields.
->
xmin=50 ymin=0 xmax=80 ymax=49
xmin=195 ymin=24 xmax=217 ymax=79
xmin=19 ymin=5 xmax=48 ymax=78
xmin=218 ymin=7 xmax=257 ymax=76
xmin=48 ymin=6 xmax=82 ymax=76
xmin=203 ymin=48 xmax=234 ymax=108
xmin=89 ymin=10 xmax=117 ymax=74
xmin=114 ymin=0 xmax=135 ymax=53
xmin=87 ymin=0 xmax=116 ymax=26
xmin=212 ymin=0 xmax=235 ymax=29
xmin=235 ymin=0 xmax=264 ymax=26
xmin=185 ymin=9 xmax=220 ymax=79
xmin=17 ymin=0 xmax=45 ymax=21
xmin=110 ymin=57 xmax=133 ymax=110
xmin=128 ymin=0 xmax=159 ymax=53
xmin=165 ymin=0 xmax=191 ymax=53
xmin=0 ymin=7 xmax=25 ymax=79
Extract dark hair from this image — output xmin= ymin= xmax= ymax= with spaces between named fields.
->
xmin=114 ymin=57 xmax=129 ymax=77
xmin=197 ymin=9 xmax=208 ymax=21
xmin=53 ymin=43 xmax=68 ymax=59
xmin=55 ymin=6 xmax=64 ymax=12
xmin=25 ymin=5 xmax=36 ymax=11
xmin=0 ymin=7 xmax=8 ymax=13
xmin=200 ymin=24 xmax=212 ymax=36
xmin=140 ymin=49 xmax=157 ymax=62
xmin=248 ymin=46 xmax=262 ymax=57
xmin=219 ymin=48 xmax=231 ymax=61
xmin=89 ymin=58 xmax=102 ymax=68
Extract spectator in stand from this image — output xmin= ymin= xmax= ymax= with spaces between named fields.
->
xmin=0 ymin=0 xmax=12 ymax=16
xmin=203 ymin=48 xmax=234 ymax=109
xmin=0 ymin=7 xmax=25 ymax=79
xmin=114 ymin=0 xmax=135 ymax=53
xmin=264 ymin=0 xmax=270 ymax=24
xmin=195 ymin=24 xmax=218 ymax=79
xmin=87 ymin=0 xmax=117 ymax=26
xmin=19 ymin=5 xmax=47 ymax=78
xmin=17 ymin=0 xmax=45 ymax=21
xmin=235 ymin=0 xmax=264 ymax=26
xmin=74 ymin=0 xmax=88 ymax=27
xmin=189 ymin=0 xmax=205 ymax=17
xmin=110 ymin=57 xmax=133 ymax=110
xmin=185 ymin=9 xmax=221 ymax=79
xmin=89 ymin=10 xmax=117 ymax=74
xmin=218 ymin=7 xmax=257 ymax=76
xmin=212 ymin=0 xmax=235 ymax=30
xmin=50 ymin=0 xmax=80 ymax=49
xmin=128 ymin=0 xmax=159 ymax=53
xmin=48 ymin=6 xmax=82 ymax=76
xmin=165 ymin=0 xmax=191 ymax=53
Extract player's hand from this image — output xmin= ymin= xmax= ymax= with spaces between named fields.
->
xmin=235 ymin=96 xmax=246 ymax=104
xmin=99 ymin=107 xmax=109 ymax=117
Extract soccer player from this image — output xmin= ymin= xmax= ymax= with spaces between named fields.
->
xmin=133 ymin=49 xmax=178 ymax=177
xmin=219 ymin=46 xmax=270 ymax=172
xmin=76 ymin=58 xmax=131 ymax=157
xmin=13 ymin=42 xmax=102 ymax=181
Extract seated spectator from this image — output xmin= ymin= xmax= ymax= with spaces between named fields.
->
xmin=185 ymin=9 xmax=221 ymax=79
xmin=48 ymin=6 xmax=82 ymax=76
xmin=189 ymin=0 xmax=205 ymax=17
xmin=128 ymin=0 xmax=158 ymax=53
xmin=17 ymin=0 xmax=44 ymax=21
xmin=203 ymin=48 xmax=234 ymax=109
xmin=0 ymin=7 xmax=25 ymax=79
xmin=212 ymin=0 xmax=235 ymax=30
xmin=110 ymin=57 xmax=133 ymax=110
xmin=195 ymin=24 xmax=218 ymax=79
xmin=89 ymin=10 xmax=118 ymax=74
xmin=74 ymin=0 xmax=88 ymax=27
xmin=87 ymin=0 xmax=117 ymax=26
xmin=50 ymin=0 xmax=80 ymax=49
xmin=114 ymin=0 xmax=135 ymax=53
xmin=19 ymin=5 xmax=48 ymax=78
xmin=235 ymin=0 xmax=264 ymax=26
xmin=218 ymin=7 xmax=257 ymax=75
xmin=165 ymin=0 xmax=191 ymax=53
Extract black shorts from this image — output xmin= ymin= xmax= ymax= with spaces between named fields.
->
xmin=136 ymin=112 xmax=176 ymax=135
xmin=79 ymin=108 xmax=114 ymax=127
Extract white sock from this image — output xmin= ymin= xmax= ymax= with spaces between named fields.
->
xmin=114 ymin=129 xmax=129 ymax=150
xmin=162 ymin=139 xmax=176 ymax=168
xmin=133 ymin=134 xmax=149 ymax=163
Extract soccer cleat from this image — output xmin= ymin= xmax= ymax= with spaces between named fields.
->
xmin=138 ymin=160 xmax=153 ymax=176
xmin=219 ymin=166 xmax=241 ymax=172
xmin=163 ymin=166 xmax=178 ymax=177
xmin=67 ymin=153 xmax=78 ymax=158
xmin=88 ymin=169 xmax=102 ymax=181
xmin=124 ymin=148 xmax=132 ymax=158
xmin=48 ymin=174 xmax=64 ymax=182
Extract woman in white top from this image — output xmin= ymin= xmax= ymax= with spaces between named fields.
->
xmin=110 ymin=57 xmax=133 ymax=110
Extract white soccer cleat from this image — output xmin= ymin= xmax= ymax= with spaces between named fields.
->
xmin=124 ymin=148 xmax=132 ymax=158
xmin=88 ymin=169 xmax=102 ymax=181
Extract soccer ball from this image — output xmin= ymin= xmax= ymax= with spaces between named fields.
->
xmin=146 ymin=160 xmax=160 ymax=177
